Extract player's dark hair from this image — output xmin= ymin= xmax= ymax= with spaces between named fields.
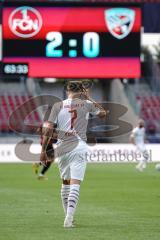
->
xmin=66 ymin=81 xmax=84 ymax=93
xmin=64 ymin=80 xmax=93 ymax=94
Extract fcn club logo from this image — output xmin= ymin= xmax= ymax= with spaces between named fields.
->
xmin=104 ymin=8 xmax=135 ymax=40
xmin=9 ymin=6 xmax=42 ymax=38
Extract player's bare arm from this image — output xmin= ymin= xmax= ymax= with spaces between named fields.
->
xmin=83 ymin=88 xmax=108 ymax=118
xmin=129 ymin=135 xmax=135 ymax=145
xmin=40 ymin=121 xmax=55 ymax=165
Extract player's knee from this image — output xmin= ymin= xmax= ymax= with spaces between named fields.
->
xmin=70 ymin=179 xmax=81 ymax=185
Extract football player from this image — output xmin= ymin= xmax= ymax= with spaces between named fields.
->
xmin=130 ymin=119 xmax=149 ymax=171
xmin=33 ymin=125 xmax=57 ymax=180
xmin=40 ymin=80 xmax=107 ymax=227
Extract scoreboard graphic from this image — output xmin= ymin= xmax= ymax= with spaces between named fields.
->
xmin=0 ymin=2 xmax=2 ymax=75
xmin=2 ymin=2 xmax=141 ymax=78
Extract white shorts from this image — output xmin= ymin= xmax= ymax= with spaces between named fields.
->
xmin=57 ymin=141 xmax=88 ymax=181
xmin=136 ymin=144 xmax=146 ymax=152
xmin=136 ymin=144 xmax=149 ymax=161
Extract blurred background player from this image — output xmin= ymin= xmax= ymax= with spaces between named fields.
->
xmin=130 ymin=119 xmax=149 ymax=172
xmin=40 ymin=80 xmax=107 ymax=227
xmin=33 ymin=125 xmax=57 ymax=180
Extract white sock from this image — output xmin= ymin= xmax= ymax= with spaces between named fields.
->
xmin=67 ymin=184 xmax=80 ymax=218
xmin=139 ymin=160 xmax=146 ymax=169
xmin=141 ymin=160 xmax=147 ymax=169
xmin=39 ymin=173 xmax=44 ymax=177
xmin=61 ymin=184 xmax=70 ymax=215
xmin=142 ymin=151 xmax=148 ymax=168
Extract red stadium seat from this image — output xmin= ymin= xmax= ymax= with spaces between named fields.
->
xmin=139 ymin=95 xmax=160 ymax=133
xmin=0 ymin=94 xmax=42 ymax=133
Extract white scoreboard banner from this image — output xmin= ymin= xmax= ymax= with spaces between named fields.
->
xmin=0 ymin=143 xmax=160 ymax=163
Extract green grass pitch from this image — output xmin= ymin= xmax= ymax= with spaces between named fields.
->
xmin=0 ymin=163 xmax=160 ymax=240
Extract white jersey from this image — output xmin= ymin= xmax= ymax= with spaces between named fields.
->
xmin=48 ymin=98 xmax=100 ymax=143
xmin=131 ymin=127 xmax=145 ymax=146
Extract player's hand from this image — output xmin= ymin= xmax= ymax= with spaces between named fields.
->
xmin=52 ymin=131 xmax=58 ymax=140
xmin=98 ymin=109 xmax=107 ymax=118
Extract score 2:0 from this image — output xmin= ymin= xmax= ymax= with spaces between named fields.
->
xmin=46 ymin=31 xmax=100 ymax=58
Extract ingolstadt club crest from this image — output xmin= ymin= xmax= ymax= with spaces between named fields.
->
xmin=104 ymin=8 xmax=135 ymax=40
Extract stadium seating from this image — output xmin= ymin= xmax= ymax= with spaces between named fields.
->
xmin=0 ymin=95 xmax=42 ymax=133
xmin=137 ymin=95 xmax=160 ymax=132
